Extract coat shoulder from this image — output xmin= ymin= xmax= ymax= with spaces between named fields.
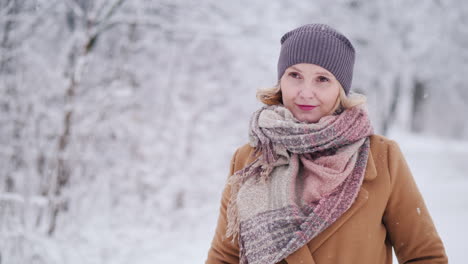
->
xmin=368 ymin=134 xmax=410 ymax=185
xmin=369 ymin=134 xmax=400 ymax=156
xmin=231 ymin=143 xmax=256 ymax=173
xmin=369 ymin=134 xmax=396 ymax=147
xmin=236 ymin=143 xmax=255 ymax=159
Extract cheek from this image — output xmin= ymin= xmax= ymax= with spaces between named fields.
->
xmin=322 ymin=86 xmax=340 ymax=104
xmin=281 ymin=89 xmax=297 ymax=108
xmin=280 ymin=81 xmax=296 ymax=102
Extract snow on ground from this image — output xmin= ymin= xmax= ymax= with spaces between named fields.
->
xmin=45 ymin=132 xmax=466 ymax=264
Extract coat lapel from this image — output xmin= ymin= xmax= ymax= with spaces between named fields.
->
xmin=284 ymin=244 xmax=317 ymax=264
xmin=284 ymin=149 xmax=377 ymax=264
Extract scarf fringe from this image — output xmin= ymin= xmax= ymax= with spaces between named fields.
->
xmin=225 ymin=142 xmax=276 ymax=242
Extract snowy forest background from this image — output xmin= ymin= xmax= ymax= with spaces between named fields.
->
xmin=1 ymin=0 xmax=467 ymax=263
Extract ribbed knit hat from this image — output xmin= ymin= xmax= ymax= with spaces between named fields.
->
xmin=277 ymin=24 xmax=356 ymax=94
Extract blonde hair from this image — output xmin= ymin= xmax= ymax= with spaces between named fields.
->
xmin=256 ymin=83 xmax=366 ymax=114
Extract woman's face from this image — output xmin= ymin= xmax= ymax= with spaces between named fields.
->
xmin=280 ymin=63 xmax=341 ymax=123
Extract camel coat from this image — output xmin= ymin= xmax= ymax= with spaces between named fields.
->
xmin=205 ymin=135 xmax=447 ymax=264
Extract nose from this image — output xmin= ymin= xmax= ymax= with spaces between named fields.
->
xmin=298 ymin=82 xmax=317 ymax=99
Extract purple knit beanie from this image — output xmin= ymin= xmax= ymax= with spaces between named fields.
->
xmin=278 ymin=24 xmax=356 ymax=94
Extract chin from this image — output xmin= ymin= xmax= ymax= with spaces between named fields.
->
xmin=304 ymin=118 xmax=320 ymax=124
xmin=295 ymin=114 xmax=319 ymax=124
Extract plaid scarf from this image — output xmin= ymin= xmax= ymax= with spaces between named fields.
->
xmin=226 ymin=104 xmax=373 ymax=264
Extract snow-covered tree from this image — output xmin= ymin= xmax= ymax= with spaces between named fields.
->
xmin=0 ymin=0 xmax=466 ymax=263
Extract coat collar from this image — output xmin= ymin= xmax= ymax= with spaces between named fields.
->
xmin=285 ymin=147 xmax=377 ymax=264
xmin=364 ymin=147 xmax=377 ymax=181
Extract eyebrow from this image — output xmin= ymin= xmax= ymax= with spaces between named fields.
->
xmin=289 ymin=67 xmax=333 ymax=77
xmin=290 ymin=66 xmax=303 ymax=72
xmin=316 ymin=71 xmax=333 ymax=77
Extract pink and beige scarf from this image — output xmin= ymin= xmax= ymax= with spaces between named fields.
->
xmin=226 ymin=104 xmax=373 ymax=264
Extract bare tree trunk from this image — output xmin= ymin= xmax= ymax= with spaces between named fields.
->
xmin=1 ymin=0 xmax=19 ymax=194
xmin=0 ymin=3 xmax=14 ymax=74
xmin=48 ymin=86 xmax=74 ymax=235
xmin=381 ymin=76 xmax=401 ymax=136
xmin=47 ymin=0 xmax=126 ymax=236
xmin=410 ymin=79 xmax=426 ymax=133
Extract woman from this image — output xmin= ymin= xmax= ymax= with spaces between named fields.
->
xmin=205 ymin=24 xmax=447 ymax=264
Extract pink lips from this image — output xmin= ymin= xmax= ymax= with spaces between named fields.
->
xmin=297 ymin=104 xmax=317 ymax=111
